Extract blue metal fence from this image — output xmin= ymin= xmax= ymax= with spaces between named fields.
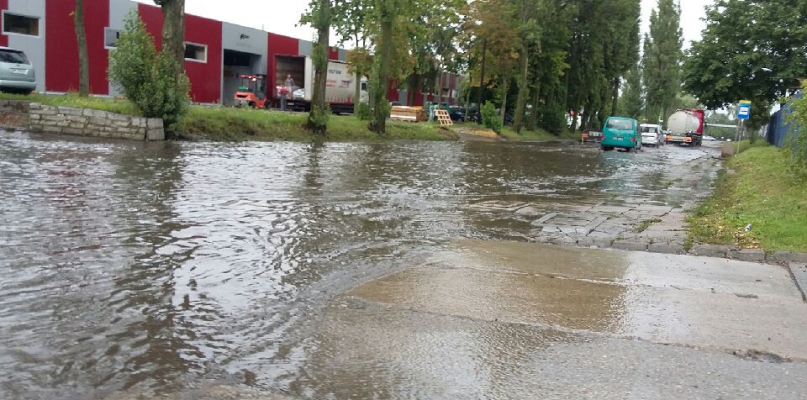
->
xmin=767 ymin=91 xmax=803 ymax=148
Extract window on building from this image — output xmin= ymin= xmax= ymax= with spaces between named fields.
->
xmin=3 ymin=12 xmax=40 ymax=37
xmin=104 ymin=28 xmax=121 ymax=49
xmin=184 ymin=43 xmax=207 ymax=63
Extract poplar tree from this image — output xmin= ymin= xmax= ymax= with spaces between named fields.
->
xmin=619 ymin=64 xmax=644 ymax=120
xmin=642 ymin=0 xmax=683 ymax=124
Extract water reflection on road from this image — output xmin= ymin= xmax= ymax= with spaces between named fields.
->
xmin=0 ymin=132 xmax=712 ymax=398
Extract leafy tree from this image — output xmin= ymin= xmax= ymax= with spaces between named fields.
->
xmin=643 ymin=0 xmax=683 ymax=124
xmin=333 ymin=0 xmax=372 ymax=110
xmin=73 ymin=0 xmax=89 ymax=97
xmin=367 ymin=0 xmax=396 ymax=134
xmin=683 ymin=0 xmax=807 ymax=131
xmin=467 ymin=0 xmax=520 ymax=128
xmin=109 ymin=12 xmax=189 ymax=137
xmin=301 ymin=0 xmax=332 ymax=134
xmin=153 ymin=0 xmax=186 ymax=79
xmin=619 ymin=64 xmax=644 ymax=119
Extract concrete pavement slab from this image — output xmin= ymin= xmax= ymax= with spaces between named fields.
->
xmin=348 ymin=241 xmax=807 ymax=359
xmin=283 ymin=304 xmax=807 ymax=400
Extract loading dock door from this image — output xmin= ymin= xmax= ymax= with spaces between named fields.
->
xmin=223 ymin=50 xmax=263 ymax=106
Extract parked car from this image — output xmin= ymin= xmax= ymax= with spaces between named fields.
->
xmin=448 ymin=106 xmax=465 ymax=121
xmin=0 ymin=47 xmax=36 ymax=94
xmin=581 ymin=130 xmax=602 ymax=143
xmin=601 ymin=116 xmax=642 ymax=152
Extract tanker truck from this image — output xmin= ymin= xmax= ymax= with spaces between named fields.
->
xmin=665 ymin=109 xmax=705 ymax=146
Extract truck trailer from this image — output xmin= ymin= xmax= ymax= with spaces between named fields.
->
xmin=274 ymin=55 xmax=367 ymax=114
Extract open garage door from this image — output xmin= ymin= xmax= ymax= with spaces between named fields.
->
xmin=223 ymin=49 xmax=264 ymax=106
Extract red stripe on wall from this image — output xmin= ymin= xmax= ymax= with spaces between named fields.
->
xmin=328 ymin=47 xmax=339 ymax=61
xmin=137 ymin=3 xmax=163 ymax=48
xmin=137 ymin=3 xmax=222 ymax=103
xmin=183 ymin=14 xmax=222 ymax=103
xmin=267 ymin=33 xmax=300 ymax=99
xmin=46 ymin=0 xmax=110 ymax=95
xmin=0 ymin=0 xmax=10 ymax=47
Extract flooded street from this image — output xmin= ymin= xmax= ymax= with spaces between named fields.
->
xmin=2 ymin=131 xmax=805 ymax=399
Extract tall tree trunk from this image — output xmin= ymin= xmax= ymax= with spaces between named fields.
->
xmin=513 ymin=43 xmax=530 ymax=133
xmin=74 ymin=0 xmax=89 ymax=97
xmin=157 ymin=0 xmax=186 ymax=79
xmin=527 ymin=81 xmax=541 ymax=131
xmin=477 ymin=39 xmax=486 ymax=109
xmin=369 ymin=13 xmax=393 ymax=134
xmin=499 ymin=74 xmax=510 ymax=129
xmin=307 ymin=0 xmax=331 ymax=134
xmin=610 ymin=79 xmax=619 ymax=116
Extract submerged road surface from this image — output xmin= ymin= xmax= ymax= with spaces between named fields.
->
xmin=1 ymin=131 xmax=804 ymax=399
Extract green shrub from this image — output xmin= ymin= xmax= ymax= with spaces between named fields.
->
xmin=355 ymin=102 xmax=372 ymax=121
xmin=481 ymin=101 xmax=501 ymax=133
xmin=540 ymin=103 xmax=567 ymax=134
xmin=108 ymin=11 xmax=189 ymax=136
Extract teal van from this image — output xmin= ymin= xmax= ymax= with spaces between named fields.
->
xmin=600 ymin=117 xmax=642 ymax=152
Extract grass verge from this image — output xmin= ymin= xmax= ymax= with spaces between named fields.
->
xmin=178 ymin=107 xmax=451 ymax=141
xmin=0 ymin=93 xmax=451 ymax=141
xmin=687 ymin=146 xmax=807 ymax=252
xmin=0 ymin=92 xmax=139 ymax=115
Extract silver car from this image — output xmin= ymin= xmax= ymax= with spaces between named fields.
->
xmin=0 ymin=47 xmax=36 ymax=94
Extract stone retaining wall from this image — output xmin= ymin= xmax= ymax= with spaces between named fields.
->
xmin=0 ymin=100 xmax=164 ymax=141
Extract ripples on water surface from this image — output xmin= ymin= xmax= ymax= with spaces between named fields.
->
xmin=0 ymin=132 xmax=672 ymax=398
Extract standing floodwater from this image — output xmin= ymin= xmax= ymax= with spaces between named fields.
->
xmin=0 ymin=132 xmax=714 ymax=399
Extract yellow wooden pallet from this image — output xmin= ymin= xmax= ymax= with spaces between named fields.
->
xmin=434 ymin=109 xmax=453 ymax=126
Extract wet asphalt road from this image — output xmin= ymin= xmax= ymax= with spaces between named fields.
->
xmin=1 ymin=131 xmax=804 ymax=399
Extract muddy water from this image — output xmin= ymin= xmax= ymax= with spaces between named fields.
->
xmin=0 ymin=132 xmax=709 ymax=399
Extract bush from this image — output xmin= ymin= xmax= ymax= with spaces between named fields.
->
xmin=355 ymin=102 xmax=372 ymax=121
xmin=108 ymin=11 xmax=189 ymax=136
xmin=539 ymin=103 xmax=567 ymax=134
xmin=481 ymin=101 xmax=501 ymax=133
xmin=786 ymin=84 xmax=807 ymax=178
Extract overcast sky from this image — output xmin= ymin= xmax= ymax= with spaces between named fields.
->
xmin=133 ymin=0 xmax=713 ymax=46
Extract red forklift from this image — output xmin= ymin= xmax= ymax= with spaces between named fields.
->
xmin=233 ymin=74 xmax=269 ymax=108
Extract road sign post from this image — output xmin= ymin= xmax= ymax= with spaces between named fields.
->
xmin=735 ymin=100 xmax=752 ymax=153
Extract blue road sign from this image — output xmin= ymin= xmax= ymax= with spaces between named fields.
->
xmin=738 ymin=100 xmax=752 ymax=120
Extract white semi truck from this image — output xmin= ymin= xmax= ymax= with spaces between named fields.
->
xmin=274 ymin=55 xmax=367 ymax=114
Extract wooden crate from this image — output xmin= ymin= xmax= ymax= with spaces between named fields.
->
xmin=390 ymin=106 xmax=427 ymax=122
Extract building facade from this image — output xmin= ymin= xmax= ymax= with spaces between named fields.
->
xmin=0 ymin=0 xmax=460 ymax=107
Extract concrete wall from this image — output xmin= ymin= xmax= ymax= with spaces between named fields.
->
xmin=5 ymin=0 xmax=46 ymax=93
xmin=13 ymin=101 xmax=165 ymax=140
xmin=222 ymin=23 xmax=268 ymax=73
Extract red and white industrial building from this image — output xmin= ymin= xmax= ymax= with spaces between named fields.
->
xmin=0 ymin=0 xmax=462 ymax=107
